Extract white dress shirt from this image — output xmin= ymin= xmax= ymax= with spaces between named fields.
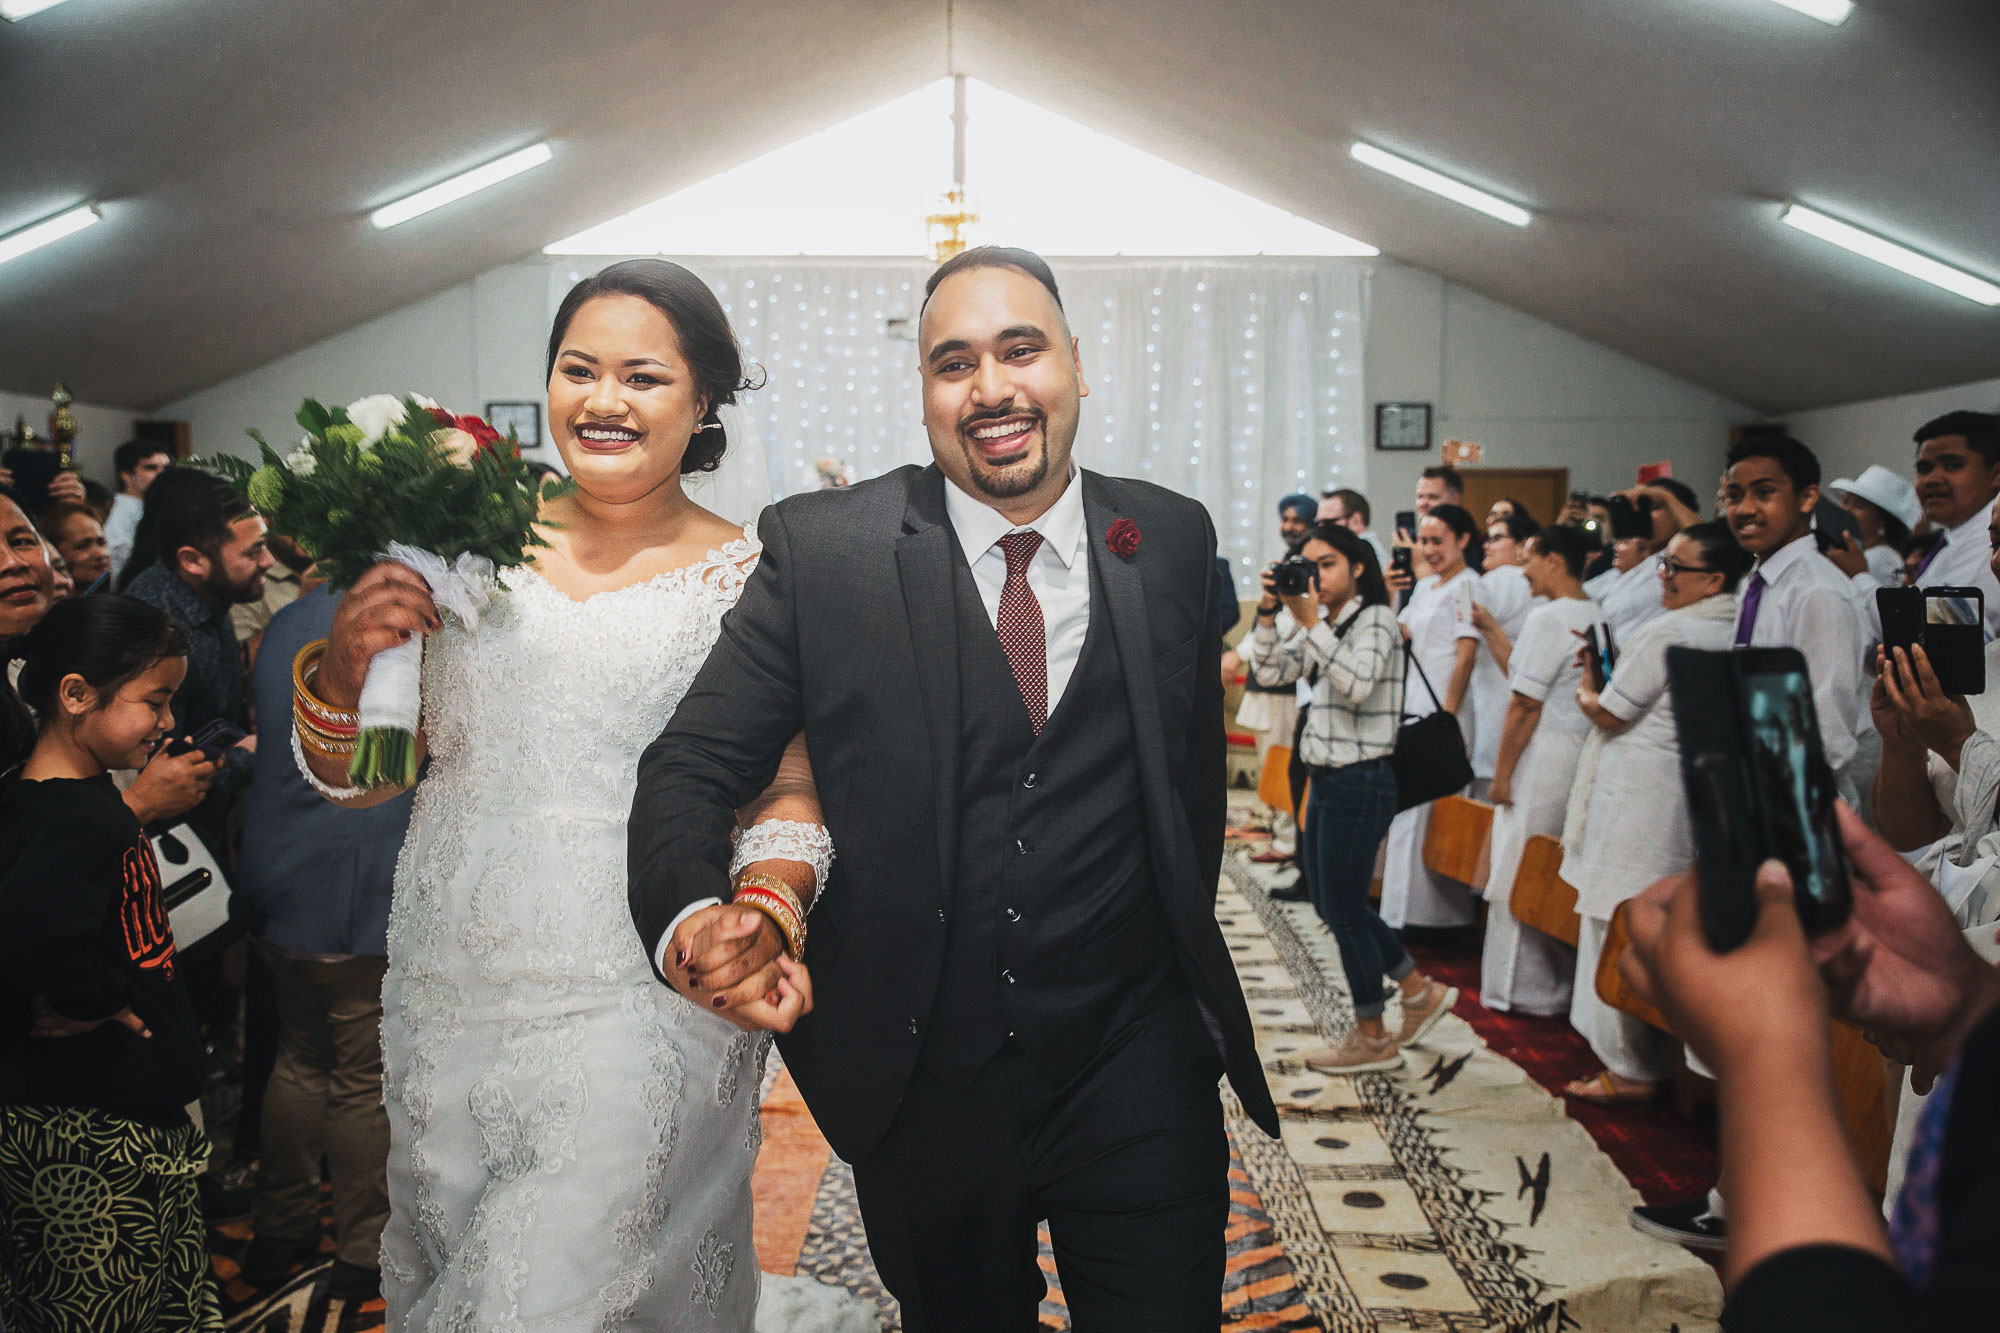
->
xmin=942 ymin=465 xmax=1092 ymax=715
xmin=1739 ymin=532 xmax=1867 ymax=780
xmin=1915 ymin=504 xmax=2000 ymax=639
xmin=104 ymin=491 xmax=142 ymax=583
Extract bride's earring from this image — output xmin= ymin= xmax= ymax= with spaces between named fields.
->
xmin=694 ymin=421 xmax=723 ymax=433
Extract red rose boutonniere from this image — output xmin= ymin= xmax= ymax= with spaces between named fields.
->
xmin=1106 ymin=518 xmax=1141 ymax=558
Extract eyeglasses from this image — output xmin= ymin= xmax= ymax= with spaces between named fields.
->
xmin=1656 ymin=556 xmax=1717 ymax=578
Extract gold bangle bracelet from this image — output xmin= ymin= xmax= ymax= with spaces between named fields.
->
xmin=732 ymin=888 xmax=805 ymax=962
xmin=294 ymin=718 xmax=356 ymax=755
xmin=292 ymin=640 xmax=359 ymax=727
xmin=734 ymin=871 xmax=807 ymax=920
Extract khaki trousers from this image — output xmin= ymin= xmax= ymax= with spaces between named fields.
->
xmin=252 ymin=941 xmax=390 ymax=1269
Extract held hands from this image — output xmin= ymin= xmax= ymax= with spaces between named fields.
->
xmin=122 ymin=747 xmax=219 ymax=823
xmin=29 ymin=996 xmax=150 ymax=1040
xmin=321 ymin=561 xmax=443 ymax=708
xmin=666 ymin=903 xmax=814 ymax=1034
xmin=45 ymin=471 xmax=86 ymax=506
xmin=1878 ymin=645 xmax=1977 ymax=765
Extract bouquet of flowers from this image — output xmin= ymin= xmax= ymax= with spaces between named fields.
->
xmin=204 ymin=393 xmax=561 ymax=788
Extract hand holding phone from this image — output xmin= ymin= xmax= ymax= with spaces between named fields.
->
xmin=1877 ymin=585 xmax=1985 ymax=696
xmin=1667 ymin=647 xmax=1852 ymax=952
xmin=168 ymin=719 xmax=249 ymax=764
xmin=1580 ymin=625 xmax=1608 ymax=692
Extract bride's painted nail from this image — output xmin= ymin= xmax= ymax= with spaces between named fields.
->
xmin=711 ymin=996 xmax=726 ymax=1009
xmin=675 ymin=949 xmax=687 ymax=968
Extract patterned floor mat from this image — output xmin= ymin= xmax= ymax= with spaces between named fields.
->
xmin=212 ymin=851 xmax=1720 ymax=1332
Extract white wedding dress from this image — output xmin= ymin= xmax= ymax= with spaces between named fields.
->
xmin=353 ymin=524 xmax=837 ymax=1331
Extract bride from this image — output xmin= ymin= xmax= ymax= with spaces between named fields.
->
xmin=296 ymin=260 xmax=832 ymax=1329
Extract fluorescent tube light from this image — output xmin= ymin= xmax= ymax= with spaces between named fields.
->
xmin=1348 ymin=142 xmax=1531 ymax=227
xmin=370 ymin=143 xmax=553 ymax=230
xmin=1768 ymin=0 xmax=1854 ymax=25
xmin=0 ymin=203 xmax=101 ymax=267
xmin=1780 ymin=204 xmax=2000 ymax=307
xmin=2 ymin=0 xmax=76 ymax=19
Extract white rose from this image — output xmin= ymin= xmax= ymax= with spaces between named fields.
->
xmin=286 ymin=436 xmax=318 ymax=477
xmin=410 ymin=393 xmax=440 ymax=411
xmin=345 ymin=394 xmax=407 ymax=447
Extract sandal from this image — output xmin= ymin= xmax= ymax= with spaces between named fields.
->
xmin=1564 ymin=1070 xmax=1661 ymax=1106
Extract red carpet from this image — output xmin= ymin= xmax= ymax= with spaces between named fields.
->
xmin=1403 ymin=927 xmax=1719 ymax=1207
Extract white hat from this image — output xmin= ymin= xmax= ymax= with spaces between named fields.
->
xmin=1827 ymin=464 xmax=1921 ymax=531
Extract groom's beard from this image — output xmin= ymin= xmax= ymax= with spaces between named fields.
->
xmin=956 ymin=408 xmax=1051 ymax=501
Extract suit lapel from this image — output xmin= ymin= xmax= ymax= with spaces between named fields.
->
xmin=1083 ymin=476 xmax=1174 ymax=838
xmin=895 ymin=466 xmax=963 ymax=889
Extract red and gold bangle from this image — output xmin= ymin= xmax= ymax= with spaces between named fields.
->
xmin=732 ymin=883 xmax=806 ymax=961
xmin=293 ymin=639 xmax=359 ymax=736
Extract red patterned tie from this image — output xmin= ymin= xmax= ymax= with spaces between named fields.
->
xmin=996 ymin=531 xmax=1048 ymax=733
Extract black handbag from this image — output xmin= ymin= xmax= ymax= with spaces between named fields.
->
xmin=1390 ymin=643 xmax=1474 ymax=812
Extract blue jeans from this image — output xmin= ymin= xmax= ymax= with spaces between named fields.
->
xmin=1305 ymin=758 xmax=1412 ymax=1018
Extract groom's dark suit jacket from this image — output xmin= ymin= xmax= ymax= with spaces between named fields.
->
xmin=630 ymin=464 xmax=1279 ymax=1162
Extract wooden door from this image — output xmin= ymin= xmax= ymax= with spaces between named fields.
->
xmin=1458 ymin=467 xmax=1570 ymax=530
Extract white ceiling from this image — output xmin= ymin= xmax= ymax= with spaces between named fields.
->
xmin=2 ymin=0 xmax=1995 ymax=414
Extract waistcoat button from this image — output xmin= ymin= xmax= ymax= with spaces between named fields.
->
xmin=1023 ymin=772 xmax=1039 ymax=789
xmin=907 ymin=1018 xmax=919 ymax=1035
xmin=1001 ymin=969 xmax=1016 ymax=984
xmin=1004 ymin=907 xmax=1021 ymax=923
xmin=1014 ymin=839 xmax=1027 ymax=856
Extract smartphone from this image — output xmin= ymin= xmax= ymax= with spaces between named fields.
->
xmin=1878 ymin=585 xmax=1986 ymax=696
xmin=168 ymin=719 xmax=248 ymax=764
xmin=1814 ymin=498 xmax=1861 ymax=549
xmin=1581 ymin=625 xmax=1608 ymax=692
xmin=1666 ymin=646 xmax=1852 ymax=952
xmin=1395 ymin=510 xmax=1417 ymax=541
xmin=1390 ymin=546 xmax=1414 ymax=578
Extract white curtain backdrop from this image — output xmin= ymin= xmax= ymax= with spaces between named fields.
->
xmin=547 ymin=257 xmax=1366 ymax=591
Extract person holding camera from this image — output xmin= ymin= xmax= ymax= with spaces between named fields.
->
xmin=1593 ymin=480 xmax=1702 ymax=643
xmin=1381 ymin=504 xmax=1487 ymax=931
xmin=1242 ymin=524 xmax=1455 ymax=1073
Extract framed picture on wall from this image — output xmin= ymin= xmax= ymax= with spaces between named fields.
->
xmin=486 ymin=401 xmax=542 ymax=449
xmin=1374 ymin=402 xmax=1432 ymax=452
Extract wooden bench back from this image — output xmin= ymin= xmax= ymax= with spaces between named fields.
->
xmin=1510 ymin=834 xmax=1582 ymax=947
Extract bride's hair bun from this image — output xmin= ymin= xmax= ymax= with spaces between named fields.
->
xmin=547 ymin=260 xmax=759 ymax=476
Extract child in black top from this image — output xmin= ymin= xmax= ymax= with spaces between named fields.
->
xmin=0 ymin=595 xmax=220 ymax=1332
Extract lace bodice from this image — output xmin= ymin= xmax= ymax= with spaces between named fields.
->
xmin=386 ymin=526 xmax=763 ymax=996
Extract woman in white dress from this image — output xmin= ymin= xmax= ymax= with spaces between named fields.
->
xmin=1467 ymin=511 xmax=1538 ymax=786
xmin=1478 ymin=525 xmax=1602 ymax=1016
xmin=1380 ymin=504 xmax=1487 ymax=931
xmin=295 ymin=261 xmax=835 ymax=1329
xmin=1559 ymin=521 xmax=1752 ymax=1104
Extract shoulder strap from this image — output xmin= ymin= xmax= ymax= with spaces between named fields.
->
xmin=1401 ymin=638 xmax=1446 ymax=714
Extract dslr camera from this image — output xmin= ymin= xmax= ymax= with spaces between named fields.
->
xmin=1269 ymin=555 xmax=1316 ymax=597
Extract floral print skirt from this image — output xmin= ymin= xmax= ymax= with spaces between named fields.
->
xmin=0 ymin=1104 xmax=221 ymax=1333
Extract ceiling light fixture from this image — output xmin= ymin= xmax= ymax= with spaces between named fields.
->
xmin=0 ymin=203 xmax=101 ymax=267
xmin=1780 ymin=204 xmax=2000 ymax=306
xmin=369 ymin=143 xmax=553 ymax=230
xmin=1348 ymin=142 xmax=1531 ymax=227
xmin=1 ymin=0 xmax=76 ymax=20
xmin=1767 ymin=0 xmax=1854 ymax=25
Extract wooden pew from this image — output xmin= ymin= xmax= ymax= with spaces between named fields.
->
xmin=1597 ymin=902 xmax=1893 ymax=1194
xmin=1509 ymin=834 xmax=1581 ymax=947
xmin=1421 ymin=794 xmax=1493 ymax=889
xmin=1256 ymin=744 xmax=1299 ymax=824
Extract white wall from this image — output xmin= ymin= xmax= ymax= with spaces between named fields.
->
xmin=167 ymin=257 xmax=1756 ymax=527
xmin=1363 ymin=266 xmax=1753 ymax=517
xmin=0 ymin=389 xmax=140 ymax=488
xmin=1787 ymin=376 xmax=2000 ymax=486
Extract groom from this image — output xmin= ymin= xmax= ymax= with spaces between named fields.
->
xmin=629 ymin=246 xmax=1278 ymax=1329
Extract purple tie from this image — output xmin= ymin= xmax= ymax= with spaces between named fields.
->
xmin=1734 ymin=571 xmax=1766 ymax=648
xmin=1914 ymin=533 xmax=1945 ymax=581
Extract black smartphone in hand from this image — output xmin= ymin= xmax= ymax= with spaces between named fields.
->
xmin=167 ymin=719 xmax=247 ymax=764
xmin=1879 ymin=585 xmax=1986 ymax=696
xmin=1667 ymin=646 xmax=1852 ymax=952
xmin=1581 ymin=625 xmax=1608 ymax=692
xmin=1395 ymin=510 xmax=1417 ymax=541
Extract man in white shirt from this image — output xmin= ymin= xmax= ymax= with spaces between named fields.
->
xmin=1724 ymin=435 xmax=1867 ymax=796
xmin=1909 ymin=411 xmax=2000 ymax=639
xmin=104 ymin=438 xmax=171 ymax=583
xmin=1319 ymin=488 xmax=1391 ymax=573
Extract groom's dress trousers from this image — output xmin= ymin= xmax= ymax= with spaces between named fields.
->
xmin=920 ymin=545 xmax=1185 ymax=1088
